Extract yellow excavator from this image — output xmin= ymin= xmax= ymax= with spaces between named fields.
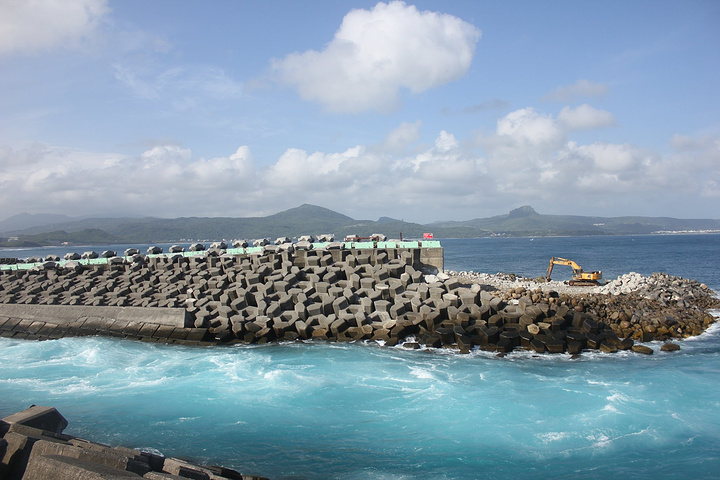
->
xmin=546 ymin=257 xmax=603 ymax=286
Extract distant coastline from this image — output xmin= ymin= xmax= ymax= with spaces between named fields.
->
xmin=3 ymin=229 xmax=720 ymax=251
xmin=1 ymin=204 xmax=719 ymax=248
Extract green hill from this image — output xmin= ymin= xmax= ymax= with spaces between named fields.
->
xmin=2 ymin=205 xmax=719 ymax=246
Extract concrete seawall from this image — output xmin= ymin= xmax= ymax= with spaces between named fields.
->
xmin=0 ymin=245 xmax=446 ymax=347
xmin=0 ymin=304 xmax=205 ymax=344
xmin=1 ymin=241 xmax=716 ymax=353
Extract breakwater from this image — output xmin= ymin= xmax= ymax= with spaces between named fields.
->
xmin=0 ymin=405 xmax=266 ymax=479
xmin=0 ymin=240 xmax=717 ymax=354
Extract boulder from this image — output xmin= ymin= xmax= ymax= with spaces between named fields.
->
xmin=632 ymin=345 xmax=654 ymax=355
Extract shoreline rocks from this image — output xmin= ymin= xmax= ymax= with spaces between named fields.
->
xmin=447 ymin=269 xmax=719 ymax=347
xmin=0 ymin=405 xmax=266 ymax=480
xmin=0 ymin=246 xmax=717 ymax=355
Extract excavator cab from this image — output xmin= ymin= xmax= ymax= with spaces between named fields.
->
xmin=546 ymin=257 xmax=602 ymax=286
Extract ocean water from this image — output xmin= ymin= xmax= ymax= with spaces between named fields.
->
xmin=1 ymin=234 xmax=719 ymax=479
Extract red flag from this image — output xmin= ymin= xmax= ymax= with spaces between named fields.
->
xmin=423 ymin=233 xmax=433 ymax=239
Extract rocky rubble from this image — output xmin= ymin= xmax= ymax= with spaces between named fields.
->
xmin=446 ymin=269 xmax=719 ymax=352
xmin=0 ymin=405 xmax=266 ymax=480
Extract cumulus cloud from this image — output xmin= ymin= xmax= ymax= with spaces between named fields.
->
xmin=472 ymin=107 xmax=720 ymax=214
xmin=0 ymin=0 xmax=109 ymax=56
xmin=0 ymin=143 xmax=258 ymax=217
xmin=573 ymin=142 xmax=643 ymax=172
xmin=271 ymin=1 xmax=481 ymax=113
xmin=265 ymin=146 xmax=372 ymax=191
xmin=434 ymin=131 xmax=459 ymax=153
xmin=495 ymin=108 xmax=564 ymax=147
xmin=479 ymin=108 xmax=566 ymax=170
xmin=542 ymin=79 xmax=610 ymax=103
xmin=557 ymin=104 xmax=615 ymax=130
xmin=669 ymin=133 xmax=720 ymax=153
xmin=377 ymin=121 xmax=422 ymax=154
xmin=667 ymin=133 xmax=720 ymax=198
xmin=1 ymin=117 xmax=718 ymax=222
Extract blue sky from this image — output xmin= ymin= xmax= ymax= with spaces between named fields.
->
xmin=1 ymin=0 xmax=718 ymax=223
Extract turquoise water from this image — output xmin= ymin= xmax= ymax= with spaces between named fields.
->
xmin=1 ymin=234 xmax=719 ymax=479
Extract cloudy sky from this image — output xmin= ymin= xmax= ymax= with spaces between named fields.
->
xmin=1 ymin=0 xmax=718 ymax=223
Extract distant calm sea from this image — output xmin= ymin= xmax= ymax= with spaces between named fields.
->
xmin=1 ymin=234 xmax=719 ymax=479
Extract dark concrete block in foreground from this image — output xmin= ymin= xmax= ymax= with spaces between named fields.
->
xmin=2 ymin=406 xmax=68 ymax=435
xmin=23 ymin=454 xmax=141 ymax=480
xmin=29 ymin=440 xmax=150 ymax=476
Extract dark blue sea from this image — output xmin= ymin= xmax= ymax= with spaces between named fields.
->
xmin=1 ymin=234 xmax=719 ymax=479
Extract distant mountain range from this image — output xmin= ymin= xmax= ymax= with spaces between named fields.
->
xmin=1 ymin=204 xmax=719 ymax=247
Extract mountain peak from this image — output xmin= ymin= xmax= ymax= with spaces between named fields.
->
xmin=508 ymin=205 xmax=538 ymax=218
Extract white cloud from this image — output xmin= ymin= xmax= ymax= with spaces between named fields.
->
xmin=0 ymin=143 xmax=258 ymax=217
xmin=557 ymin=104 xmax=615 ymax=130
xmin=669 ymin=133 xmax=720 ymax=153
xmin=0 ymin=0 xmax=109 ymax=56
xmin=377 ymin=121 xmax=422 ymax=154
xmin=479 ymin=108 xmax=566 ymax=169
xmin=495 ymin=108 xmax=564 ymax=147
xmin=571 ymin=143 xmax=642 ymax=172
xmin=1 ymin=120 xmax=718 ymax=222
xmin=113 ymin=64 xmax=243 ymax=107
xmin=542 ymin=79 xmax=610 ymax=103
xmin=271 ymin=1 xmax=481 ymax=113
xmin=265 ymin=146 xmax=369 ymax=191
xmin=472 ymin=107 xmax=720 ymax=214
xmin=435 ymin=131 xmax=459 ymax=152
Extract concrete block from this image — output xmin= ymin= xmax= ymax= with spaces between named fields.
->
xmin=28 ymin=439 xmax=150 ymax=476
xmin=2 ymin=406 xmax=68 ymax=434
xmin=332 ymin=297 xmax=349 ymax=316
xmin=152 ymin=325 xmax=176 ymax=339
xmin=304 ymin=302 xmax=323 ymax=318
xmin=374 ymin=267 xmax=389 ymax=282
xmin=294 ymin=320 xmax=311 ymax=339
xmin=389 ymin=302 xmax=406 ymax=318
xmin=22 ymin=454 xmax=141 ymax=480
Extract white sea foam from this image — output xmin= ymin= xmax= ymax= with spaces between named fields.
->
xmin=408 ymin=366 xmax=435 ymax=380
xmin=587 ymin=379 xmax=612 ymax=386
xmin=2 ymin=322 xmax=720 ymax=480
xmin=537 ymin=431 xmax=571 ymax=444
